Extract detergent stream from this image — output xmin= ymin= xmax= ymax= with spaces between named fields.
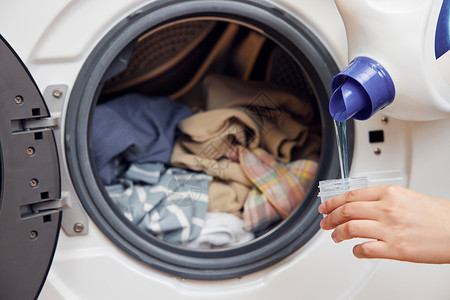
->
xmin=334 ymin=120 xmax=349 ymax=179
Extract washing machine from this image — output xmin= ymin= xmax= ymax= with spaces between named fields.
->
xmin=2 ymin=0 xmax=450 ymax=299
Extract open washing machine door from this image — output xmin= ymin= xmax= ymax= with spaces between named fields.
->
xmin=0 ymin=35 xmax=61 ymax=300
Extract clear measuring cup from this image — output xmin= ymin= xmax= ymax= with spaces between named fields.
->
xmin=318 ymin=177 xmax=368 ymax=210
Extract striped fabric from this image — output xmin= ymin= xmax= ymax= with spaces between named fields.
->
xmin=239 ymin=147 xmax=318 ymax=231
xmin=105 ymin=162 xmax=212 ymax=243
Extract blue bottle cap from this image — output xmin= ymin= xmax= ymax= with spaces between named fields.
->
xmin=329 ymin=56 xmax=395 ymax=122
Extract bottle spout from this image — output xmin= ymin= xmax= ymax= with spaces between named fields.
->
xmin=329 ymin=56 xmax=395 ymax=122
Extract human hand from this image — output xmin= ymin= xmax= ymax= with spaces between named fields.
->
xmin=318 ymin=185 xmax=450 ymax=263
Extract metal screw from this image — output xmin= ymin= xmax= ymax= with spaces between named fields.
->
xmin=52 ymin=88 xmax=63 ymax=98
xmin=374 ymin=148 xmax=382 ymax=155
xmin=27 ymin=147 xmax=35 ymax=156
xmin=14 ymin=96 xmax=24 ymax=104
xmin=30 ymin=178 xmax=39 ymax=187
xmin=73 ymin=223 xmax=84 ymax=233
xmin=381 ymin=116 xmax=389 ymax=125
xmin=29 ymin=231 xmax=38 ymax=240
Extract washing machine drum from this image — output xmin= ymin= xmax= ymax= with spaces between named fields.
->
xmin=0 ymin=1 xmax=348 ymax=298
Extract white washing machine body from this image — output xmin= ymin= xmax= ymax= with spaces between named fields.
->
xmin=1 ymin=1 xmax=450 ymax=299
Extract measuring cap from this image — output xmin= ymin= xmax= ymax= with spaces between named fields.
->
xmin=329 ymin=56 xmax=395 ymax=122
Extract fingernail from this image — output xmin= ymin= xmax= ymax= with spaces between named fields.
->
xmin=331 ymin=232 xmax=338 ymax=243
xmin=320 ymin=218 xmax=327 ymax=229
xmin=318 ymin=203 xmax=325 ymax=214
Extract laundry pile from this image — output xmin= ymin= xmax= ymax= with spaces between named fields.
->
xmin=92 ymin=75 xmax=320 ymax=248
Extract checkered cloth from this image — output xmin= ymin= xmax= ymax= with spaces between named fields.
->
xmin=239 ymin=147 xmax=318 ymax=231
xmin=105 ymin=162 xmax=212 ymax=243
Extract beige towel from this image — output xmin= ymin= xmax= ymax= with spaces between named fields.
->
xmin=208 ymin=181 xmax=250 ymax=213
xmin=170 ymin=75 xmax=321 ymax=212
xmin=204 ymin=74 xmax=315 ymax=122
xmin=176 ymin=107 xmax=260 ymax=160
xmin=204 ymin=74 xmax=321 ymax=162
xmin=171 ymin=142 xmax=252 ymax=187
xmin=171 ymin=141 xmax=252 ymax=213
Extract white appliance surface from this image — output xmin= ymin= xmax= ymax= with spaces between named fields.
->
xmin=2 ymin=0 xmax=450 ymax=299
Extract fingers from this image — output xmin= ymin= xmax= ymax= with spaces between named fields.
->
xmin=318 ymin=185 xmax=387 ymax=215
xmin=329 ymin=219 xmax=384 ymax=243
xmin=317 ymin=185 xmax=413 ymax=262
xmin=328 ymin=223 xmax=403 ymax=261
xmin=331 ymin=222 xmax=393 ymax=260
xmin=353 ymin=240 xmax=391 ymax=259
xmin=320 ymin=201 xmax=380 ymax=230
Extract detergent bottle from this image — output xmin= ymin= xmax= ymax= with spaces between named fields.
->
xmin=330 ymin=0 xmax=450 ymax=122
xmin=321 ymin=0 xmax=450 ymax=202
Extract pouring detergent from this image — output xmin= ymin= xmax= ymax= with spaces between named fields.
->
xmin=320 ymin=3 xmax=398 ymax=201
xmin=330 ymin=56 xmax=395 ymax=179
xmin=319 ymin=56 xmax=395 ymax=203
xmin=319 ymin=0 xmax=450 ymax=202
xmin=322 ymin=20 xmax=396 ymax=199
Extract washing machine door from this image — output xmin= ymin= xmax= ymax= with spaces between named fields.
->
xmin=0 ymin=35 xmax=62 ymax=300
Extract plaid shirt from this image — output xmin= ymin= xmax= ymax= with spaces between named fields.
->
xmin=239 ymin=147 xmax=318 ymax=231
